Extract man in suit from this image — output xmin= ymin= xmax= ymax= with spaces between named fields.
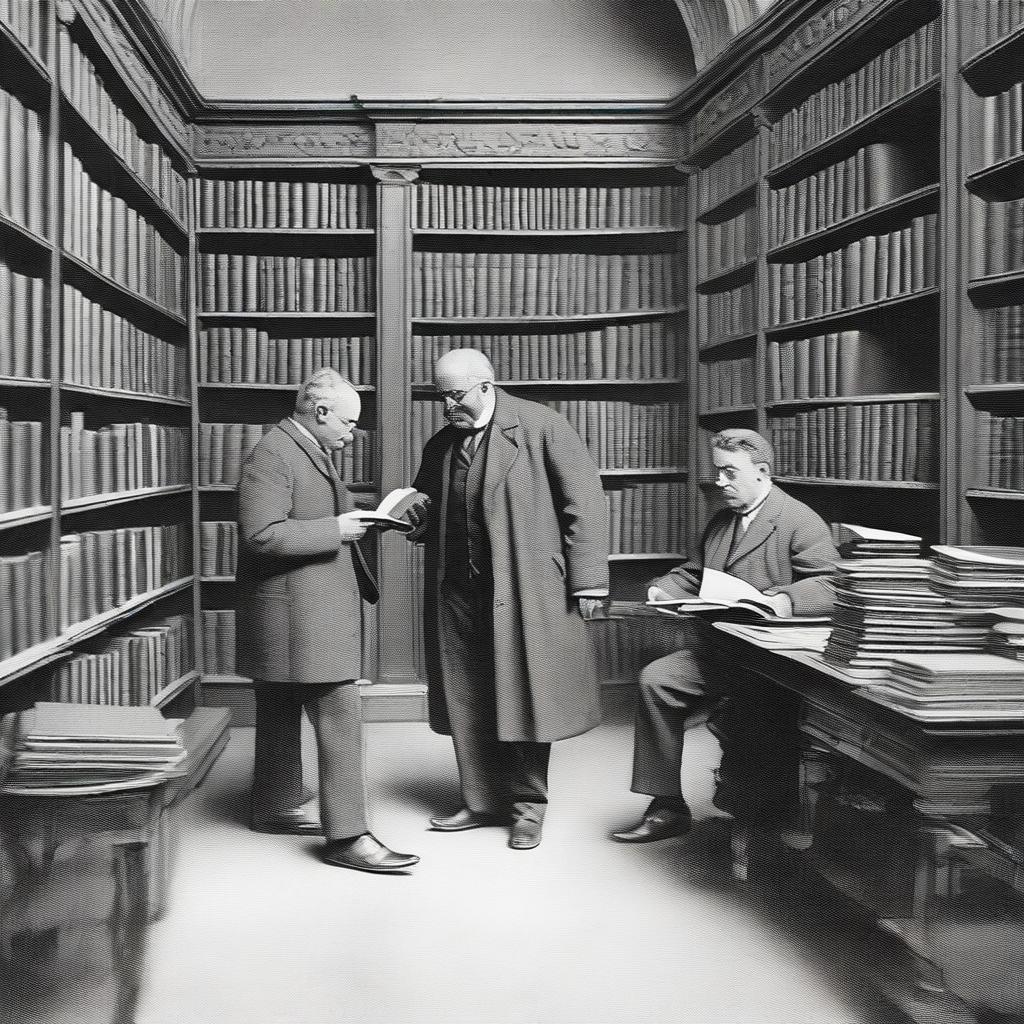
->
xmin=236 ymin=368 xmax=419 ymax=873
xmin=612 ymin=427 xmax=839 ymax=843
xmin=410 ymin=349 xmax=609 ymax=850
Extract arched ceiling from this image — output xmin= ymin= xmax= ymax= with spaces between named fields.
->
xmin=140 ymin=0 xmax=783 ymax=102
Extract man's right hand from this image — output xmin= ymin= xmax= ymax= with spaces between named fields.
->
xmin=648 ymin=585 xmax=675 ymax=602
xmin=337 ymin=512 xmax=368 ymax=542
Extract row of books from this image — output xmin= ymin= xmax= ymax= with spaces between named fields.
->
xmin=198 ymin=329 xmax=375 ymax=386
xmin=0 ymin=258 xmax=46 ymax=378
xmin=198 ymin=422 xmax=376 ymax=486
xmin=977 ymin=80 xmax=1024 ymax=169
xmin=974 ymin=411 xmax=1024 ymax=491
xmin=0 ymin=86 xmax=45 ymax=237
xmin=699 ymin=281 xmax=755 ymax=344
xmin=201 ymin=609 xmax=236 ymax=674
xmin=765 ymin=331 xmax=901 ymax=402
xmin=63 ymin=284 xmax=189 ymax=398
xmin=0 ymin=0 xmax=43 ymax=59
xmin=60 ymin=28 xmax=188 ymax=224
xmin=198 ymin=178 xmax=372 ymax=230
xmin=409 ymin=397 xmax=686 ymax=470
xmin=410 ymin=252 xmax=686 ymax=318
xmin=58 ymin=523 xmax=190 ymax=631
xmin=768 ymin=214 xmax=939 ymax=324
xmin=414 ymin=184 xmax=686 ymax=231
xmin=59 ymin=416 xmax=190 ymax=500
xmin=968 ymin=0 xmax=1024 ymax=53
xmin=771 ymin=21 xmax=939 ymax=168
xmin=978 ymin=305 xmax=1024 ymax=382
xmin=698 ymin=207 xmax=756 ymax=282
xmin=0 ymin=548 xmax=44 ymax=660
xmin=199 ymin=521 xmax=236 ymax=577
xmin=698 ymin=137 xmax=758 ymax=215
xmin=199 ymin=254 xmax=374 ymax=313
xmin=606 ymin=481 xmax=685 ymax=555
xmin=699 ymin=355 xmax=755 ymax=409
xmin=409 ymin=323 xmax=683 ymax=382
xmin=769 ymin=401 xmax=937 ymax=482
xmin=62 ymin=147 xmax=185 ymax=316
xmin=769 ymin=143 xmax=921 ymax=248
xmin=969 ymin=197 xmax=1024 ymax=279
xmin=47 ymin=613 xmax=194 ymax=706
xmin=0 ymin=408 xmax=43 ymax=512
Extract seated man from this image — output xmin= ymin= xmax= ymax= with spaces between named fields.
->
xmin=611 ymin=428 xmax=840 ymax=843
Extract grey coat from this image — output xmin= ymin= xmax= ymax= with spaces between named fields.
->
xmin=413 ymin=389 xmax=610 ymax=743
xmin=235 ymin=418 xmax=377 ymax=684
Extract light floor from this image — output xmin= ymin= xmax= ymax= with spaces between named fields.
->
xmin=136 ymin=695 xmax=899 ymax=1024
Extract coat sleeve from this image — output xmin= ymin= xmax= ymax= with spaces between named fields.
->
xmin=771 ymin=516 xmax=839 ymax=617
xmin=543 ymin=417 xmax=610 ymax=593
xmin=238 ymin=445 xmax=342 ymax=560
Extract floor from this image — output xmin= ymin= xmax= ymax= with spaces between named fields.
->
xmin=133 ymin=694 xmax=901 ymax=1024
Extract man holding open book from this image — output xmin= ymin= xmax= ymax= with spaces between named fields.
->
xmin=612 ymin=428 xmax=840 ymax=844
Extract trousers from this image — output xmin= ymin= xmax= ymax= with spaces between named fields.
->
xmin=439 ymin=579 xmax=550 ymax=823
xmin=251 ymin=680 xmax=368 ymax=841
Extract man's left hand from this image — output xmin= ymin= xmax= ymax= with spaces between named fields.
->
xmin=578 ymin=597 xmax=608 ymax=620
xmin=760 ymin=590 xmax=793 ymax=618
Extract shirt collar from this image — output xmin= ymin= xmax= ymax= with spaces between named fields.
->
xmin=738 ymin=481 xmax=772 ymax=520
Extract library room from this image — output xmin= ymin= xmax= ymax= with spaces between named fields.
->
xmin=2 ymin=0 xmax=1024 ymax=1022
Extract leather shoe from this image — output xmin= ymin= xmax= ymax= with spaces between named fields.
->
xmin=321 ymin=833 xmax=419 ymax=873
xmin=251 ymin=807 xmax=323 ymax=835
xmin=429 ymin=808 xmax=502 ymax=832
xmin=509 ymin=818 xmax=542 ymax=850
xmin=610 ymin=805 xmax=692 ymax=844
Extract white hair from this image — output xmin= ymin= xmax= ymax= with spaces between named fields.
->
xmin=295 ymin=367 xmax=353 ymax=415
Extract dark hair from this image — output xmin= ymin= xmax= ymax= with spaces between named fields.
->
xmin=710 ymin=428 xmax=774 ymax=473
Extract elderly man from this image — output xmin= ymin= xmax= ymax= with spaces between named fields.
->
xmin=409 ymin=349 xmax=610 ymax=850
xmin=236 ymin=368 xmax=419 ymax=873
xmin=612 ymin=428 xmax=840 ymax=843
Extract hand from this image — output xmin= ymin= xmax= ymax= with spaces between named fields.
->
xmin=578 ymin=597 xmax=607 ymax=620
xmin=760 ymin=590 xmax=793 ymax=618
xmin=648 ymin=585 xmax=674 ymax=602
xmin=404 ymin=494 xmax=431 ymax=528
xmin=337 ymin=512 xmax=368 ymax=542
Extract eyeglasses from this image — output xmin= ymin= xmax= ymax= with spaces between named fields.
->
xmin=323 ymin=408 xmax=358 ymax=429
xmin=435 ymin=382 xmax=484 ymax=405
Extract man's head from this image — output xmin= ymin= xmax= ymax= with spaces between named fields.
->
xmin=433 ymin=349 xmax=496 ymax=430
xmin=294 ymin=367 xmax=361 ymax=452
xmin=710 ymin=428 xmax=774 ymax=511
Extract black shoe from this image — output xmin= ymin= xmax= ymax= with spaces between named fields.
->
xmin=610 ymin=801 xmax=692 ymax=844
xmin=251 ymin=807 xmax=323 ymax=835
xmin=321 ymin=833 xmax=419 ymax=873
xmin=509 ymin=817 xmax=543 ymax=850
xmin=429 ymin=808 xmax=503 ymax=832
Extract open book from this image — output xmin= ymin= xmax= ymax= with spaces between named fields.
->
xmin=647 ymin=568 xmax=786 ymax=619
xmin=348 ymin=487 xmax=424 ymax=533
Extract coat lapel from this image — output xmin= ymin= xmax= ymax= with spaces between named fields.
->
xmin=725 ymin=485 xmax=783 ymax=570
xmin=482 ymin=389 xmax=520 ymax=515
xmin=704 ymin=515 xmax=734 ymax=571
xmin=278 ymin=417 xmax=345 ymax=513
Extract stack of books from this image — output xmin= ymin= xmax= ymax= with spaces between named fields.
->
xmin=863 ymin=653 xmax=1024 ymax=720
xmin=823 ymin=559 xmax=991 ymax=674
xmin=830 ymin=523 xmax=922 ymax=559
xmin=1 ymin=703 xmax=186 ymax=794
xmin=929 ymin=546 xmax=1024 ymax=607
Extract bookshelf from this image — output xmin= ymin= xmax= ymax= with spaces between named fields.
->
xmin=0 ymin=0 xmax=198 ymax=726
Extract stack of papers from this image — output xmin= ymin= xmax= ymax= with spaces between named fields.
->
xmin=823 ymin=559 xmax=991 ymax=674
xmin=831 ymin=523 xmax=922 ymax=559
xmin=929 ymin=545 xmax=1024 ymax=607
xmin=863 ymin=653 xmax=1024 ymax=721
xmin=988 ymin=607 xmax=1024 ymax=662
xmin=1 ymin=703 xmax=186 ymax=793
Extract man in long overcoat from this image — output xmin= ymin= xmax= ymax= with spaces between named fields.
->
xmin=410 ymin=349 xmax=610 ymax=849
xmin=236 ymin=368 xmax=419 ymax=873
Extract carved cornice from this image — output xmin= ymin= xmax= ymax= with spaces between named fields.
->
xmin=73 ymin=0 xmax=191 ymax=153
xmin=689 ymin=54 xmax=765 ymax=154
xmin=193 ymin=123 xmax=375 ymax=161
xmin=766 ymin=0 xmax=882 ymax=91
xmin=375 ymin=122 xmax=686 ymax=161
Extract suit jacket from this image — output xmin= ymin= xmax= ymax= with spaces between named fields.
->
xmin=413 ymin=389 xmax=610 ymax=743
xmin=235 ymin=419 xmax=377 ymax=684
xmin=653 ymin=485 xmax=838 ymax=617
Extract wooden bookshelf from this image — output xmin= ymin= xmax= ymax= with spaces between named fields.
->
xmin=60 ymin=383 xmax=191 ymax=406
xmin=961 ymin=21 xmax=1024 ymax=95
xmin=965 ymin=153 xmax=1024 ymax=203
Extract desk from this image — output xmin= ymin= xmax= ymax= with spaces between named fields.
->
xmin=707 ymin=619 xmax=1024 ymax=1024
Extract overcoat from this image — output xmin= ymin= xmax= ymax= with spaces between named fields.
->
xmin=413 ymin=389 xmax=610 ymax=743
xmin=653 ymin=484 xmax=838 ymax=616
xmin=235 ymin=418 xmax=378 ymax=684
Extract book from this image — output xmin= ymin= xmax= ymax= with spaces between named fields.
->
xmin=647 ymin=568 xmax=788 ymax=619
xmin=347 ymin=487 xmax=424 ymax=533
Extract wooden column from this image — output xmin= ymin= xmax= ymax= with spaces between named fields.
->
xmin=369 ymin=165 xmax=425 ymax=711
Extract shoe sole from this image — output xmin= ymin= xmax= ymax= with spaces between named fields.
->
xmin=428 ymin=819 xmax=502 ymax=832
xmin=322 ymin=858 xmax=419 ymax=873
xmin=251 ymin=824 xmax=324 ymax=836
